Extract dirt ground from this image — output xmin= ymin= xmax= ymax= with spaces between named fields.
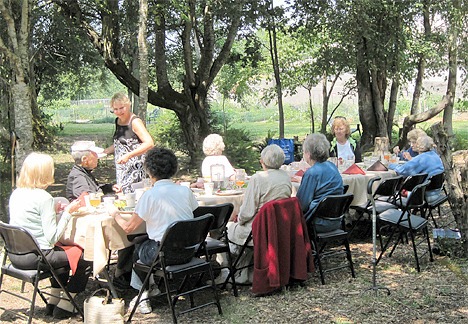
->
xmin=1 ymin=133 xmax=468 ymax=323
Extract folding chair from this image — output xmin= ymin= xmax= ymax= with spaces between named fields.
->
xmin=349 ymin=176 xmax=403 ymax=236
xmin=306 ymin=194 xmax=355 ymax=285
xmin=376 ymin=181 xmax=434 ymax=272
xmin=424 ymin=172 xmax=449 ymax=228
xmin=0 ymin=222 xmax=84 ymax=323
xmin=393 ymin=173 xmax=428 ymax=208
xmin=127 ymin=214 xmax=222 ymax=324
xmin=193 ymin=203 xmax=238 ymax=296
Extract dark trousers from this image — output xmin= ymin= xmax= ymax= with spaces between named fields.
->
xmin=9 ymin=246 xmax=92 ymax=293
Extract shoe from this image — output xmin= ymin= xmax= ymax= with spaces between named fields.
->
xmin=45 ymin=304 xmax=55 ymax=316
xmin=129 ymin=292 xmax=152 ymax=314
xmin=53 ymin=306 xmax=77 ymax=319
xmin=214 ymin=268 xmax=230 ymax=285
xmin=148 ymin=285 xmax=161 ymax=297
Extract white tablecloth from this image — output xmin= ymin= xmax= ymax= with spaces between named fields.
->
xmin=60 ymin=212 xmax=146 ymax=277
xmin=196 ymin=193 xmax=245 ymax=220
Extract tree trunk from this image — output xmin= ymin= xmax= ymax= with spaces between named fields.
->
xmin=387 ymin=78 xmax=399 ymax=142
xmin=356 ymin=43 xmax=376 ymax=151
xmin=431 ymin=122 xmax=468 ymax=255
xmin=308 ymin=88 xmax=314 ymax=134
xmin=268 ymin=22 xmax=284 ymax=138
xmin=410 ymin=0 xmax=431 ymax=115
xmin=137 ymin=0 xmax=148 ymax=124
xmin=12 ymin=82 xmax=34 ymax=170
xmin=321 ymin=73 xmax=329 ymax=134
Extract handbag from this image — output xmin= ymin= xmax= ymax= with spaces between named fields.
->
xmin=84 ymin=288 xmax=125 ymax=324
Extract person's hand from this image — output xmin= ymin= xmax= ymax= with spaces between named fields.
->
xmin=64 ymin=200 xmax=80 ymax=214
xmin=230 ymin=214 xmax=238 ymax=223
xmin=393 ymin=146 xmax=401 ymax=154
xmin=55 ymin=201 xmax=68 ymax=214
xmin=112 ymin=184 xmax=122 ymax=193
xmin=402 ymin=152 xmax=412 ymax=161
xmin=105 ymin=203 xmax=120 ymax=218
xmin=291 ymin=175 xmax=302 ymax=183
xmin=116 ymin=153 xmax=131 ymax=164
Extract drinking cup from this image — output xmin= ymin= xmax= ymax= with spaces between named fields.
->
xmin=103 ymin=196 xmax=115 ymax=207
xmin=204 ymin=182 xmax=214 ymax=196
xmin=125 ymin=193 xmax=136 ymax=208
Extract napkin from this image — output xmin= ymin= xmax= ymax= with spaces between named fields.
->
xmin=294 ymin=169 xmax=305 ymax=177
xmin=367 ymin=160 xmax=388 ymax=171
xmin=56 ymin=242 xmax=83 ymax=275
xmin=342 ymin=163 xmax=366 ymax=175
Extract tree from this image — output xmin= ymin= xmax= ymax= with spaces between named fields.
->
xmin=53 ymin=0 xmax=267 ymax=164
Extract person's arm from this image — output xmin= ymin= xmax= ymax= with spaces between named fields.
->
xmin=103 ymin=144 xmax=115 ymax=155
xmin=70 ymin=174 xmax=92 ymax=199
xmin=108 ymin=205 xmax=144 ymax=234
xmin=117 ymin=118 xmax=154 ymax=164
xmin=296 ymin=172 xmax=318 ymax=213
xmin=237 ymin=176 xmax=258 ymax=225
xmin=42 ymin=197 xmax=80 ymax=245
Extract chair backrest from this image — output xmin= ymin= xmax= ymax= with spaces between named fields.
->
xmin=399 ymin=173 xmax=428 ymax=192
xmin=371 ymin=176 xmax=403 ymax=197
xmin=158 ymin=214 xmax=214 ymax=266
xmin=426 ymin=172 xmax=445 ymax=191
xmin=0 ymin=222 xmax=42 ymax=257
xmin=193 ymin=203 xmax=234 ymax=232
xmin=312 ymin=194 xmax=354 ymax=221
xmin=343 ymin=184 xmax=350 ymax=194
xmin=405 ymin=181 xmax=431 ymax=209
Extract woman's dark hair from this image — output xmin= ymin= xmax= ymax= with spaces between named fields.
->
xmin=144 ymin=147 xmax=178 ymax=179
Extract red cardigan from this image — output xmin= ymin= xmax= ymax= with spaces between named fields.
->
xmin=251 ymin=197 xmax=314 ymax=295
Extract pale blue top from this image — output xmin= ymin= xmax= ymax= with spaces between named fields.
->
xmin=388 ymin=150 xmax=444 ymax=178
xmin=9 ymin=188 xmax=72 ymax=250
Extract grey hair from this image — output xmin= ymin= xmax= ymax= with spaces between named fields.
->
xmin=407 ymin=128 xmax=427 ymax=142
xmin=203 ymin=134 xmax=225 ymax=156
xmin=303 ymin=133 xmax=330 ymax=162
xmin=261 ymin=144 xmax=285 ymax=169
xmin=71 ymin=150 xmax=91 ymax=165
xmin=415 ymin=135 xmax=434 ymax=152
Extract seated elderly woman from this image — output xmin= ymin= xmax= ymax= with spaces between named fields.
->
xmin=329 ymin=117 xmax=362 ymax=163
xmin=201 ymin=134 xmax=235 ymax=180
xmin=296 ymin=133 xmax=344 ymax=233
xmin=389 ymin=135 xmax=443 ymax=178
xmin=392 ymin=128 xmax=427 ymax=161
xmin=227 ymin=144 xmax=292 ymax=283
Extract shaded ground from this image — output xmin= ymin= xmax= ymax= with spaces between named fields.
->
xmin=1 ymin=133 xmax=468 ymax=323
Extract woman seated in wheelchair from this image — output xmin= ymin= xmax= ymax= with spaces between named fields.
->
xmin=227 ymin=144 xmax=292 ymax=284
xmin=9 ymin=152 xmax=91 ymax=319
xmin=106 ymin=147 xmax=199 ymax=314
xmin=296 ymin=133 xmax=344 ymax=233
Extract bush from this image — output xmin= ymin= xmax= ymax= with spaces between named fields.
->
xmin=223 ymin=127 xmax=261 ymax=175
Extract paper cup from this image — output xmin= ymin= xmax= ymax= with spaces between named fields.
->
xmin=203 ymin=182 xmax=214 ymax=196
xmin=125 ymin=193 xmax=136 ymax=208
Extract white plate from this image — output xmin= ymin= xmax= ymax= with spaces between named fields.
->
xmin=191 ymin=188 xmax=203 ymax=193
xmin=215 ymin=190 xmax=243 ymax=196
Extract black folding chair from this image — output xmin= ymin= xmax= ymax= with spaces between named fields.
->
xmin=193 ymin=203 xmax=238 ymax=296
xmin=376 ymin=181 xmax=434 ymax=272
xmin=349 ymin=176 xmax=403 ymax=236
xmin=424 ymin=172 xmax=449 ymax=228
xmin=0 ymin=222 xmax=84 ymax=323
xmin=393 ymin=173 xmax=428 ymax=208
xmin=306 ymin=194 xmax=355 ymax=285
xmin=126 ymin=214 xmax=222 ymax=324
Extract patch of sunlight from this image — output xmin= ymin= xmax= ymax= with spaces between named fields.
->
xmin=333 ymin=316 xmax=353 ymax=324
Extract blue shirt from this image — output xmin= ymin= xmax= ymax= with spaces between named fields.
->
xmin=389 ymin=150 xmax=444 ymax=178
xmin=296 ymin=161 xmax=343 ymax=222
xmin=397 ymin=146 xmax=418 ymax=161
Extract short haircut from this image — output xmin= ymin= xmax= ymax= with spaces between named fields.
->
xmin=203 ymin=134 xmax=225 ymax=156
xmin=331 ymin=117 xmax=351 ymax=138
xmin=261 ymin=144 xmax=285 ymax=169
xmin=407 ymin=128 xmax=427 ymax=142
xmin=303 ymin=133 xmax=330 ymax=163
xmin=17 ymin=152 xmax=55 ymax=189
xmin=71 ymin=150 xmax=92 ymax=165
xmin=144 ymin=147 xmax=178 ymax=180
xmin=110 ymin=92 xmax=131 ymax=108
xmin=415 ymin=135 xmax=434 ymax=152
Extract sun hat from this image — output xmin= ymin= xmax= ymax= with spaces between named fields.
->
xmin=71 ymin=141 xmax=107 ymax=158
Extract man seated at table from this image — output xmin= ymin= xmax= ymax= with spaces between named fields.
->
xmin=66 ymin=140 xmax=121 ymax=201
xmin=107 ymin=147 xmax=199 ymax=314
xmin=296 ymin=133 xmax=344 ymax=233
xmin=227 ymin=144 xmax=292 ymax=284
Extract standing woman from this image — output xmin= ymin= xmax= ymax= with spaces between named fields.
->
xmin=104 ymin=93 xmax=154 ymax=193
xmin=9 ymin=153 xmax=90 ymax=319
xmin=329 ymin=117 xmax=362 ymax=163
